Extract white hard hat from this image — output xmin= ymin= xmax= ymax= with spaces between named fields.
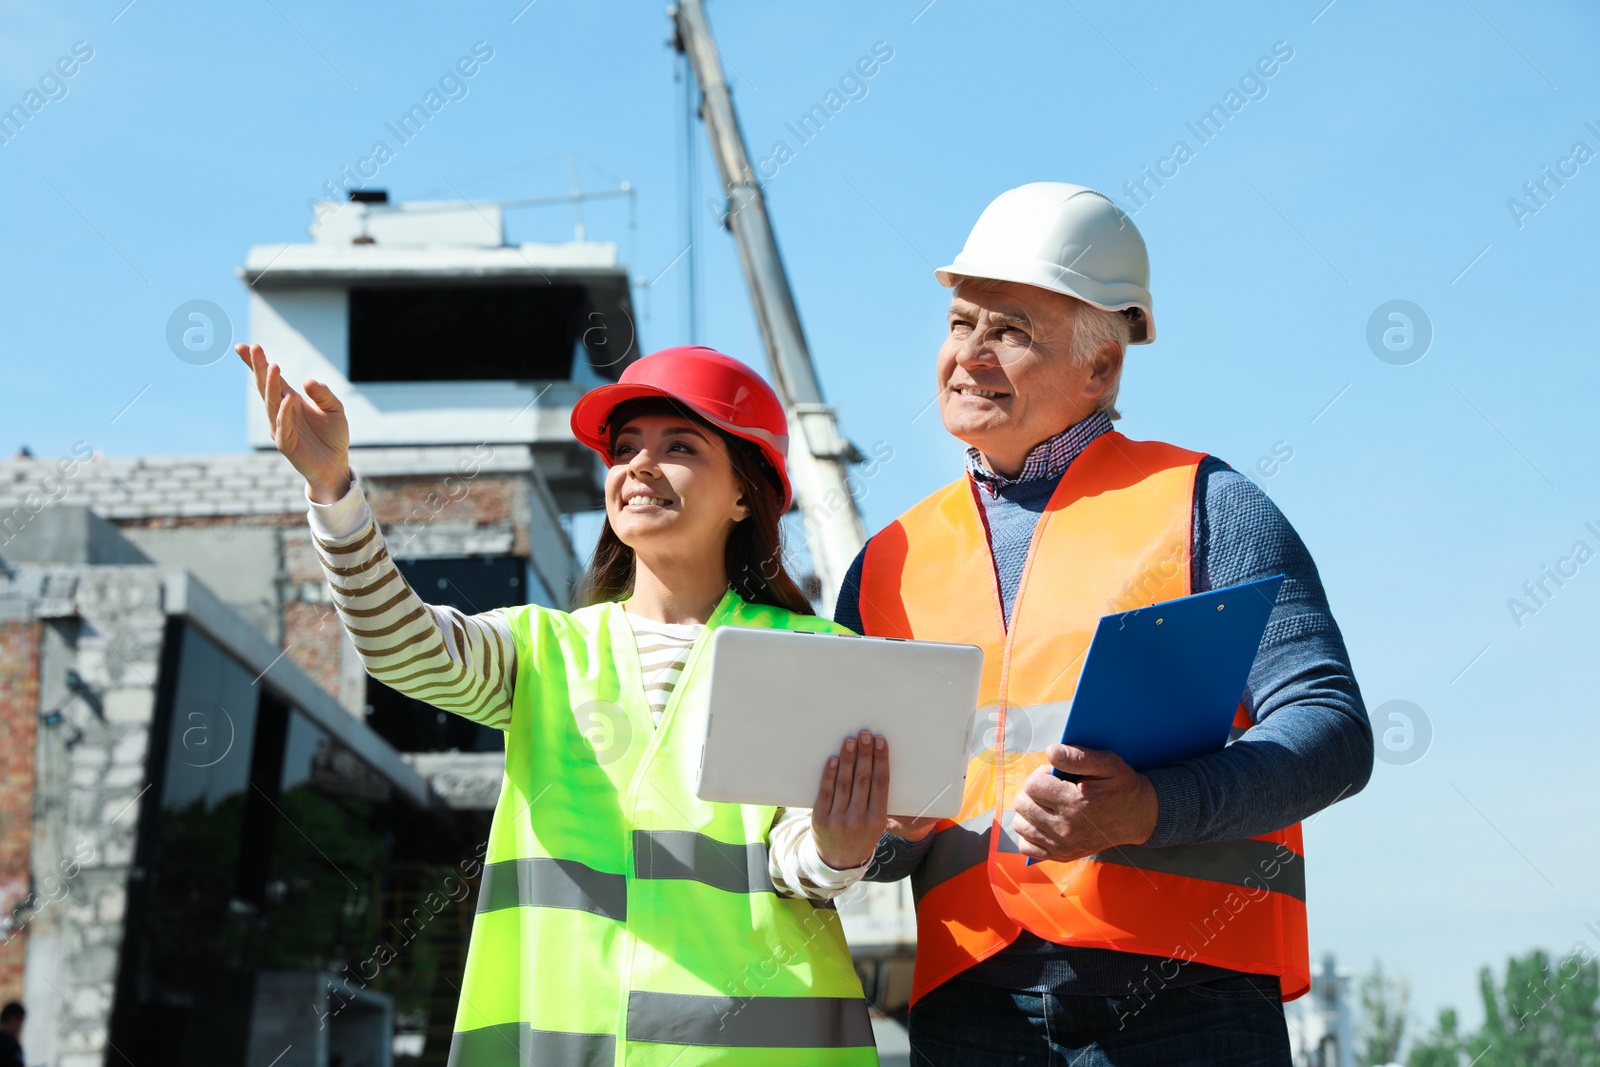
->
xmin=936 ymin=182 xmax=1156 ymax=344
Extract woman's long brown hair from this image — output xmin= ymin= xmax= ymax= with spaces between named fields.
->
xmin=574 ymin=397 xmax=814 ymax=616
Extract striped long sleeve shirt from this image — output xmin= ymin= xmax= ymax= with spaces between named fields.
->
xmin=305 ymin=473 xmax=867 ymax=900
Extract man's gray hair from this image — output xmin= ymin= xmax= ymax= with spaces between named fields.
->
xmin=1067 ymin=301 xmax=1132 ymax=421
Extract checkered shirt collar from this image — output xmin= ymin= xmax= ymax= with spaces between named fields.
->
xmin=964 ymin=411 xmax=1113 ymax=493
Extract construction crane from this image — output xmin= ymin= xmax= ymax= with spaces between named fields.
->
xmin=669 ymin=0 xmax=867 ymax=612
xmin=669 ymin=1 xmax=919 ymax=1007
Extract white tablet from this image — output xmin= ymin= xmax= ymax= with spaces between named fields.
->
xmin=696 ymin=627 xmax=982 ymax=819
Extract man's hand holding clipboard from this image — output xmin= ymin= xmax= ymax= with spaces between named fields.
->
xmin=1011 ymin=575 xmax=1286 ymax=865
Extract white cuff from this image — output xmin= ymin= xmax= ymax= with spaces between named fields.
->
xmin=797 ymin=830 xmax=872 ymax=891
xmin=305 ymin=472 xmax=371 ymax=542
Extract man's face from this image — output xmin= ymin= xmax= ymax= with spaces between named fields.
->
xmin=935 ymin=280 xmax=1119 ymax=472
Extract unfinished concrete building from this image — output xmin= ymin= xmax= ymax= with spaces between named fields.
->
xmin=0 ymin=195 xmax=637 ymax=1065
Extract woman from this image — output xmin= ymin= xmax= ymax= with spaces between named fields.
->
xmin=239 ymin=341 xmax=886 ymax=1065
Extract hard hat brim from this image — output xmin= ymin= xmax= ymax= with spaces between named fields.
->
xmin=935 ymin=260 xmax=1156 ymax=345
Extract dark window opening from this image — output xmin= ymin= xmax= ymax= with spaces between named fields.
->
xmin=348 ymin=283 xmax=598 ymax=382
xmin=364 ymin=555 xmax=531 ymax=754
xmin=110 ymin=622 xmax=492 ymax=1065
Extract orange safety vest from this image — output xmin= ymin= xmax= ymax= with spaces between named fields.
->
xmin=859 ymin=432 xmax=1310 ymax=1005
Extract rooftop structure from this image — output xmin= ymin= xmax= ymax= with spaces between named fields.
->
xmin=241 ymin=196 xmax=639 ymax=512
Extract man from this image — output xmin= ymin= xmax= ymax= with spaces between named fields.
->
xmin=836 ymin=183 xmax=1373 ymax=1065
xmin=0 ymin=1002 xmax=23 ymax=1067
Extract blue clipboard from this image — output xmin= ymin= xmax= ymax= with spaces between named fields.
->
xmin=1023 ymin=574 xmax=1284 ymax=864
xmin=1057 ymin=573 xmax=1285 ymax=772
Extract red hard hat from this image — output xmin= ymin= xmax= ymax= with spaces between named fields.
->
xmin=570 ymin=346 xmax=793 ymax=509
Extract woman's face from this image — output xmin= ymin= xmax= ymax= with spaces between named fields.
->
xmin=605 ymin=413 xmax=750 ymax=558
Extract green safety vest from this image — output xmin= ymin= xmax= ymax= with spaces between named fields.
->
xmin=448 ymin=587 xmax=879 ymax=1066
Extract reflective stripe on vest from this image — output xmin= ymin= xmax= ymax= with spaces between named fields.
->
xmin=910 ymin=811 xmax=993 ymax=907
xmin=450 ymin=590 xmax=877 ymax=1064
xmin=447 ymin=1025 xmax=616 ymax=1067
xmin=914 ymin=812 xmax=1306 ymax=906
xmin=633 ymin=830 xmax=775 ymax=894
xmin=859 ymin=432 xmax=1311 ymax=1006
xmin=1090 ymin=838 xmax=1306 ymax=901
xmin=626 ymin=991 xmax=877 ymax=1048
xmin=477 ymin=857 xmax=628 ymax=921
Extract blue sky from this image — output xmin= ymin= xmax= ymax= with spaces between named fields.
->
xmin=4 ymin=0 xmax=1598 ymax=1039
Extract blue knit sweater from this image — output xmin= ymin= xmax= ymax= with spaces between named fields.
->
xmin=833 ymin=438 xmax=1373 ymax=996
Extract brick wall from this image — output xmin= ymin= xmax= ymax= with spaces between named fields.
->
xmin=366 ymin=474 xmax=522 ymax=552
xmin=281 ymin=600 xmax=346 ymax=699
xmin=0 ymin=618 xmax=40 ymax=1002
xmin=116 ymin=512 xmax=304 ymax=531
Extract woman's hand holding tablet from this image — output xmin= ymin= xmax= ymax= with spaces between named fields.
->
xmin=810 ymin=730 xmax=891 ymax=869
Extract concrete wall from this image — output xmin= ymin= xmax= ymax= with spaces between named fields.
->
xmin=121 ymin=524 xmax=283 ymax=643
xmin=1 ymin=565 xmax=170 ymax=1067
xmin=0 ymin=507 xmax=151 ymax=567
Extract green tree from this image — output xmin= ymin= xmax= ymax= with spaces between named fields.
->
xmin=1407 ymin=1007 xmax=1462 ymax=1067
xmin=1408 ymin=949 xmax=1600 ymax=1067
xmin=1360 ymin=959 xmax=1410 ymax=1066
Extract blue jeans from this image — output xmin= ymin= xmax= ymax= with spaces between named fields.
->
xmin=908 ymin=972 xmax=1292 ymax=1066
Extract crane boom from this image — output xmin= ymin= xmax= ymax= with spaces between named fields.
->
xmin=670 ymin=0 xmax=866 ymax=610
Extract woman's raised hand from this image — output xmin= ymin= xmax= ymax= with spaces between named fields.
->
xmin=236 ymin=343 xmax=352 ymax=503
xmin=811 ymin=730 xmax=891 ymax=871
